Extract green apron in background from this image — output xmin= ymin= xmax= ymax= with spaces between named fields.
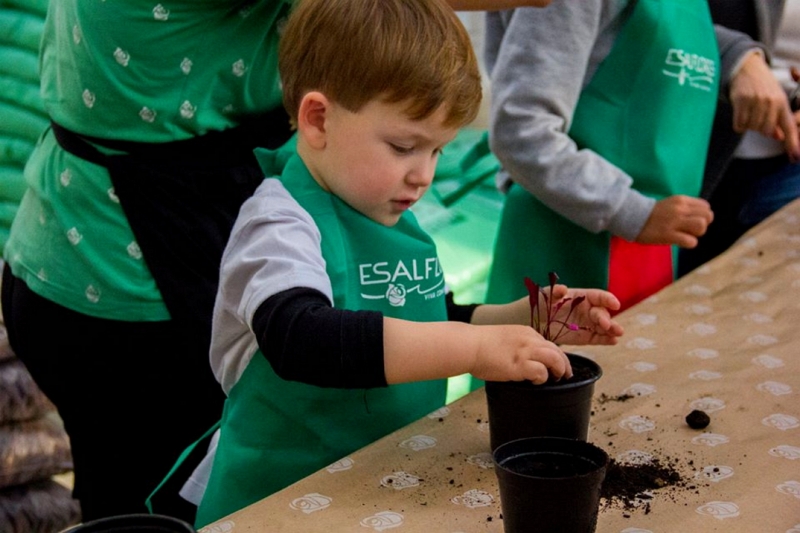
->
xmin=486 ymin=0 xmax=719 ymax=308
xmin=196 ymin=153 xmax=448 ymax=526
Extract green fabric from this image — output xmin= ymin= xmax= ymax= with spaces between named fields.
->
xmin=2 ymin=0 xmax=49 ymax=17
xmin=0 ymin=2 xmax=46 ymax=257
xmin=417 ymin=128 xmax=502 ymax=304
xmin=487 ymin=0 xmax=719 ymax=305
xmin=0 ymin=165 xmax=26 ymax=202
xmin=0 ymin=75 xmax=46 ymax=116
xmin=0 ymin=134 xmax=34 ymax=165
xmin=197 ymin=152 xmax=448 ymax=526
xmin=431 ymin=128 xmax=500 ymax=207
xmin=41 ymin=1 xmax=289 ymax=140
xmin=0 ymin=101 xmax=48 ymax=141
xmin=0 ymin=8 xmax=45 ymax=51
xmin=0 ymin=202 xmax=17 ymax=226
xmin=6 ymin=130 xmax=172 ymax=320
xmin=413 ymin=185 xmax=502 ymax=305
xmin=0 ymin=201 xmax=18 ymax=251
xmin=4 ymin=0 xmax=293 ymax=320
xmin=0 ymin=45 xmax=38 ymax=84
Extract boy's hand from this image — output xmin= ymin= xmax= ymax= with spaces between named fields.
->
xmin=546 ymin=286 xmax=625 ymax=345
xmin=469 ymin=324 xmax=572 ymax=384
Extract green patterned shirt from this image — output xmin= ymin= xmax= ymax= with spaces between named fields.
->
xmin=5 ymin=0 xmax=290 ymax=320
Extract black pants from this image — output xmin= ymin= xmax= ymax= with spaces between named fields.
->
xmin=1 ymin=264 xmax=224 ymax=523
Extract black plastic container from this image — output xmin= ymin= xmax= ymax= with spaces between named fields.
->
xmin=493 ymin=437 xmax=608 ymax=533
xmin=485 ymin=353 xmax=602 ymax=451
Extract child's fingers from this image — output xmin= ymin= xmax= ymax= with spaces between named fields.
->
xmin=529 ymin=347 xmax=571 ymax=381
xmin=557 ymin=350 xmax=573 ymax=379
xmin=516 ymin=344 xmax=570 ymax=384
xmin=521 ymin=361 xmax=549 ymax=384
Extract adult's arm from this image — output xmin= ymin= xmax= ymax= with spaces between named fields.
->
xmin=714 ymin=24 xmax=769 ymax=102
xmin=715 ymin=24 xmax=800 ymax=160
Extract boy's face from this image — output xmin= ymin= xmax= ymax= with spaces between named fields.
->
xmin=310 ymin=98 xmax=459 ymax=226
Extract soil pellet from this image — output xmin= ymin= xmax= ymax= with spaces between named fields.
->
xmin=685 ymin=409 xmax=710 ymax=429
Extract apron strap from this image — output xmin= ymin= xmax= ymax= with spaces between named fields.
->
xmin=145 ymin=420 xmax=221 ymax=515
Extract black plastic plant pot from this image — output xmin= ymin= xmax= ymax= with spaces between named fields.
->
xmin=485 ymin=353 xmax=602 ymax=451
xmin=60 ymin=514 xmax=196 ymax=533
xmin=493 ymin=436 xmax=608 ymax=533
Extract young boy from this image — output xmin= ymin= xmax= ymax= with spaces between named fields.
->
xmin=193 ymin=0 xmax=624 ymax=525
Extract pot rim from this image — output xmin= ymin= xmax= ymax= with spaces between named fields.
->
xmin=493 ymin=436 xmax=609 ymax=480
xmin=486 ymin=353 xmax=602 ymax=391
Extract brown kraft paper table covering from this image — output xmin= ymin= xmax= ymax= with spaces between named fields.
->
xmin=200 ymin=198 xmax=800 ymax=533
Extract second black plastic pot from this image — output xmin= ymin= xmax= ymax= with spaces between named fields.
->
xmin=493 ymin=436 xmax=608 ymax=533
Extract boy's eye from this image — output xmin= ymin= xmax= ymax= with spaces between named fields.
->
xmin=389 ymin=143 xmax=413 ymax=155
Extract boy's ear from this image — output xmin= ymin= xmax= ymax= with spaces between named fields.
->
xmin=297 ymin=91 xmax=329 ymax=150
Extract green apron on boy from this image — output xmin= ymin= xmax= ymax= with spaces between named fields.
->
xmin=486 ymin=0 xmax=719 ymax=310
xmin=196 ymin=153 xmax=448 ymax=526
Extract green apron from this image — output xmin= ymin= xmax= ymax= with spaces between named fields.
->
xmin=486 ymin=0 xmax=719 ymax=310
xmin=196 ymin=152 xmax=448 ymax=526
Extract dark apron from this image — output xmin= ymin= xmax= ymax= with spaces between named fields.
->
xmin=50 ymin=107 xmax=292 ymax=344
xmin=486 ymin=0 xmax=719 ymax=312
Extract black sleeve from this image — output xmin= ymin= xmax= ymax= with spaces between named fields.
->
xmin=252 ymin=287 xmax=388 ymax=388
xmin=446 ymin=291 xmax=479 ymax=323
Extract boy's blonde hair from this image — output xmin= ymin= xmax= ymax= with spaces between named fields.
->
xmin=279 ymin=0 xmax=482 ymax=129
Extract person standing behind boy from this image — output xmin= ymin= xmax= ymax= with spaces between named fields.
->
xmin=1 ymin=0 xmax=296 ymax=522
xmin=678 ymin=0 xmax=800 ymax=276
xmin=193 ymin=0 xmax=625 ymax=525
xmin=483 ymin=0 xmax=799 ymax=311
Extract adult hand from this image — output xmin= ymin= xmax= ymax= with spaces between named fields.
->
xmin=729 ymin=51 xmax=800 ymax=161
xmin=636 ymin=195 xmax=714 ymax=248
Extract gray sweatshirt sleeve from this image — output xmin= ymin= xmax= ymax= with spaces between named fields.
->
xmin=486 ymin=0 xmax=654 ymax=242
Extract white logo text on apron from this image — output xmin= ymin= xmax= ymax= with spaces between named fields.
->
xmin=359 ymin=257 xmax=444 ymax=307
xmin=662 ymin=48 xmax=716 ymax=91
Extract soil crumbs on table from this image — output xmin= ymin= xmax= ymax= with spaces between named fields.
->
xmin=600 ymin=454 xmax=702 ymax=515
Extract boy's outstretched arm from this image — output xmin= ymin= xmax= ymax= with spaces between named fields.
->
xmin=383 ymin=319 xmax=571 ymax=385
xmin=253 ymin=287 xmax=571 ymax=389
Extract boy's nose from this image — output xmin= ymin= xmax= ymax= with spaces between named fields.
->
xmin=408 ymin=158 xmax=437 ymax=187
